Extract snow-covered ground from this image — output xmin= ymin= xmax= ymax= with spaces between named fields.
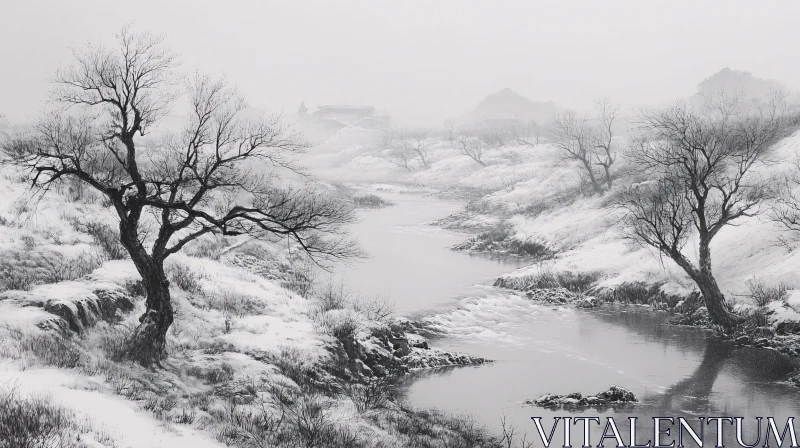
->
xmin=305 ymin=125 xmax=800 ymax=309
xmin=0 ymin=163 xmax=497 ymax=447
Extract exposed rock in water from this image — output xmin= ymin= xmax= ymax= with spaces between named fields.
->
xmin=525 ymin=385 xmax=637 ymax=407
xmin=453 ymin=234 xmax=553 ymax=259
xmin=326 ymin=320 xmax=489 ymax=381
xmin=402 ymin=347 xmax=488 ymax=370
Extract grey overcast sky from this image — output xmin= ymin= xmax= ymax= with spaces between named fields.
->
xmin=1 ymin=0 xmax=799 ymax=126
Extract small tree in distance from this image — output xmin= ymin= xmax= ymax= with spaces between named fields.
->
xmin=549 ymin=99 xmax=621 ymax=194
xmin=454 ymin=130 xmax=487 ymax=166
xmin=2 ymin=28 xmax=360 ymax=366
xmin=617 ymin=92 xmax=792 ymax=330
xmin=379 ymin=127 xmax=432 ymax=170
xmin=512 ymin=120 xmax=541 ymax=147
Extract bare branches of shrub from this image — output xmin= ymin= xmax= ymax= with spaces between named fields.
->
xmin=286 ymin=253 xmax=319 ymax=299
xmin=746 ymin=277 xmax=789 ymax=308
xmin=499 ymin=414 xmax=534 ymax=448
xmin=0 ymin=327 xmax=83 ymax=369
xmin=212 ymin=386 xmax=364 ymax=448
xmin=342 ymin=376 xmax=398 ymax=413
xmin=166 ymin=261 xmax=203 ymax=294
xmin=0 ymin=384 xmax=88 ymax=448
xmin=0 ymin=247 xmax=106 ymax=292
xmin=82 ymin=221 xmax=127 ymax=260
xmin=352 ymin=295 xmax=394 ymax=323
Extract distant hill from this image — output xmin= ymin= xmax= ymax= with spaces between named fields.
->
xmin=457 ymin=88 xmax=557 ymax=125
xmin=692 ymin=68 xmax=787 ymax=103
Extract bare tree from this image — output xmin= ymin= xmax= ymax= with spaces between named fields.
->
xmin=550 ymin=110 xmax=604 ymax=194
xmin=770 ymin=158 xmax=800 ymax=235
xmin=378 ymin=127 xmax=412 ymax=171
xmin=397 ymin=128 xmax=432 ymax=169
xmin=592 ymin=98 xmax=621 ymax=190
xmin=443 ymin=119 xmax=456 ymax=146
xmin=1 ymin=28 xmax=359 ymax=365
xmin=481 ymin=121 xmax=511 ymax=148
xmin=618 ymin=96 xmax=791 ymax=329
xmin=454 ymin=130 xmax=487 ymax=166
xmin=379 ymin=127 xmax=432 ymax=170
xmin=549 ymin=99 xmax=621 ymax=194
xmin=512 ymin=120 xmax=541 ymax=146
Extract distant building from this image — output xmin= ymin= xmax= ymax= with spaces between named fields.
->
xmin=313 ymin=105 xmax=375 ymax=124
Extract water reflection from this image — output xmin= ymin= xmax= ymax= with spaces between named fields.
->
xmin=337 ymin=189 xmax=800 ymax=444
xmin=657 ymin=338 xmax=733 ymax=412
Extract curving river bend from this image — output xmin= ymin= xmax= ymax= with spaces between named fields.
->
xmin=335 ymin=187 xmax=800 ymax=446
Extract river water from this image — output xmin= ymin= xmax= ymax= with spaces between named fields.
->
xmin=336 ymin=188 xmax=800 ymax=446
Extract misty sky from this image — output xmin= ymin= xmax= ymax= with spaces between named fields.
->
xmin=2 ymin=0 xmax=799 ymax=126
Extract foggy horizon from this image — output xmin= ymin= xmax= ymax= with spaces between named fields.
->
xmin=4 ymin=3 xmax=800 ymax=446
xmin=2 ymin=0 xmax=800 ymax=126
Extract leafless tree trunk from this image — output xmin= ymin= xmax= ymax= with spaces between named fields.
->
xmin=444 ymin=119 xmax=456 ymax=146
xmin=379 ymin=127 xmax=432 ymax=170
xmin=481 ymin=122 xmax=510 ymax=148
xmin=512 ymin=120 xmax=541 ymax=146
xmin=618 ymin=95 xmax=792 ymax=330
xmin=592 ymin=98 xmax=621 ymax=190
xmin=454 ymin=130 xmax=487 ymax=166
xmin=2 ymin=28 xmax=360 ymax=365
xmin=549 ymin=100 xmax=621 ymax=194
xmin=398 ymin=128 xmax=432 ymax=169
xmin=549 ymin=110 xmax=604 ymax=194
xmin=379 ymin=127 xmax=412 ymax=171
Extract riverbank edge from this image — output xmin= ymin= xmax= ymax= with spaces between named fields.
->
xmin=490 ymin=272 xmax=800 ymax=386
xmin=0 ymin=245 xmax=497 ymax=447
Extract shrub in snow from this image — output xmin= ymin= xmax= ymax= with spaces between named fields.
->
xmin=746 ymin=277 xmax=789 ymax=308
xmin=0 ymin=327 xmax=83 ymax=369
xmin=81 ymin=221 xmax=127 ymax=260
xmin=342 ymin=375 xmax=398 ymax=413
xmin=0 ymin=386 xmax=90 ymax=448
xmin=352 ymin=194 xmax=393 ymax=208
xmin=166 ymin=260 xmax=203 ymax=294
xmin=285 ymin=254 xmax=319 ymax=299
xmin=317 ymin=309 xmax=363 ymax=342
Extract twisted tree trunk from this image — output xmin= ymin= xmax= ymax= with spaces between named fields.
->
xmin=119 ymin=220 xmax=173 ymax=366
xmin=581 ymin=159 xmax=604 ymax=194
xmin=694 ymin=271 xmax=738 ymax=330
xmin=668 ymin=238 xmax=738 ymax=331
